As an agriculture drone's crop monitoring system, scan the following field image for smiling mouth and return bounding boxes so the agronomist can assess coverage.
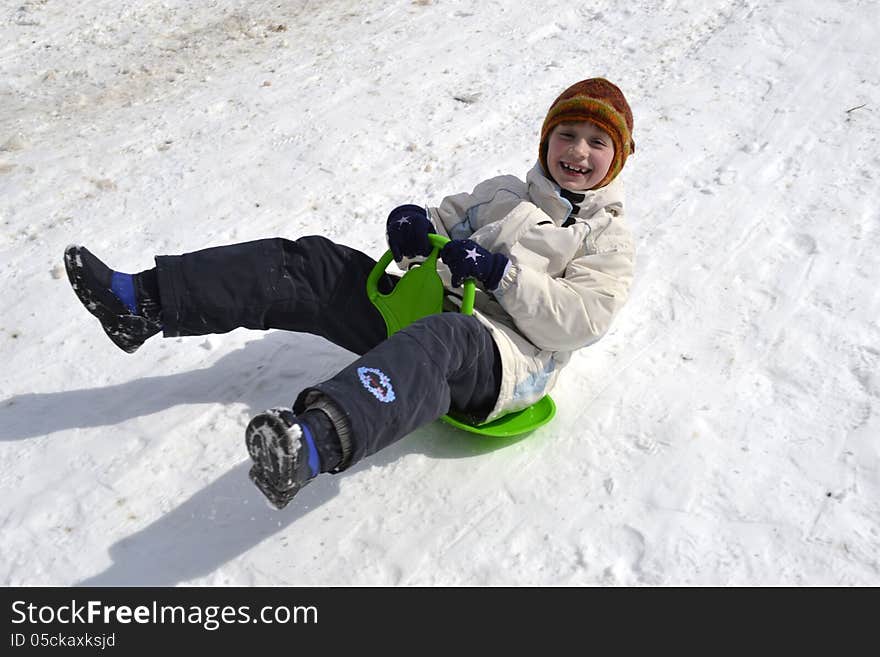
[560,162,590,175]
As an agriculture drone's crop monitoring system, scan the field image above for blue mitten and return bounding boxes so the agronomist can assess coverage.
[386,204,436,261]
[439,239,510,290]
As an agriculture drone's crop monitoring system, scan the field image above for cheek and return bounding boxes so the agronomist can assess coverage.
[595,149,614,173]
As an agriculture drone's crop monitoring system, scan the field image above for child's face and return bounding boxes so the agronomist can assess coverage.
[546,122,614,191]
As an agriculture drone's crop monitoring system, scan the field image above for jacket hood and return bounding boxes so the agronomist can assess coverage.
[526,161,624,224]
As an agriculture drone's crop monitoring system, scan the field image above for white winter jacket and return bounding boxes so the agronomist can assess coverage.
[427,162,635,421]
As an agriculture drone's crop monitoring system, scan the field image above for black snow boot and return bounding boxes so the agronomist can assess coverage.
[64,245,162,353]
[245,408,322,510]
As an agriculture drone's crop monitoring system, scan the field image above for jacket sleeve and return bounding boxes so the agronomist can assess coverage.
[429,176,527,240]
[492,210,636,352]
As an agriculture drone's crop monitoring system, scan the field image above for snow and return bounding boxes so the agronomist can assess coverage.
[1,0,878,586]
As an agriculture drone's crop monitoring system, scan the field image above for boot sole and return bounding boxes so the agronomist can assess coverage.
[245,412,308,510]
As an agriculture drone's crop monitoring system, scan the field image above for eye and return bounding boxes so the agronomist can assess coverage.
[591,139,608,148]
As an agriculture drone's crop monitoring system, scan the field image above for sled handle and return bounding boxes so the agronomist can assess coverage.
[427,234,475,314]
[366,234,476,315]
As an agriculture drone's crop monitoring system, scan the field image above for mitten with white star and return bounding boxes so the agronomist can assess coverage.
[439,239,510,290]
[386,204,436,261]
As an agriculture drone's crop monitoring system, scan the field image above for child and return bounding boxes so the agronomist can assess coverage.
[64,78,636,509]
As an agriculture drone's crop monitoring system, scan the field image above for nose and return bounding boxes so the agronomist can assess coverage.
[568,139,589,159]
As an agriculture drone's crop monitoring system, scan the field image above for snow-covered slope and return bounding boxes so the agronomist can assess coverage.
[1,0,877,585]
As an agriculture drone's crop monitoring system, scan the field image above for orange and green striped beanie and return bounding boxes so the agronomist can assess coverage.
[539,78,635,190]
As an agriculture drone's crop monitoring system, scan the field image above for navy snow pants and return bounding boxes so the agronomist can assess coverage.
[154,236,502,469]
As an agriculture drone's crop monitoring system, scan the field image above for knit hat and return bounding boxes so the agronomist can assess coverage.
[539,78,634,190]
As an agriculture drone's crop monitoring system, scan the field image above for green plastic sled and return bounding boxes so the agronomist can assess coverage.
[366,234,555,437]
